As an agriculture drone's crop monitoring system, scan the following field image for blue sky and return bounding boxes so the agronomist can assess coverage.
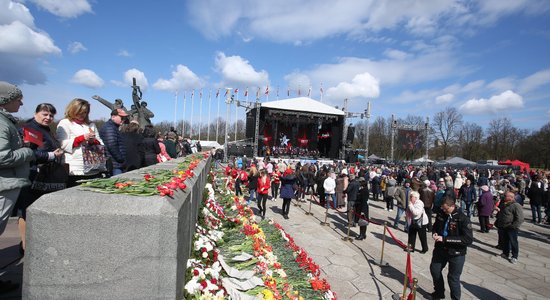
[2,0,550,132]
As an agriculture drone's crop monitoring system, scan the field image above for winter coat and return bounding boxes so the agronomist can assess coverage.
[164,139,177,158]
[477,190,494,217]
[420,187,435,208]
[21,118,60,169]
[248,174,259,190]
[406,199,429,226]
[257,175,271,195]
[323,177,336,194]
[357,185,370,216]
[99,119,126,170]
[56,118,104,176]
[394,186,407,208]
[527,181,545,206]
[0,109,34,192]
[432,207,473,256]
[459,184,476,204]
[142,137,160,166]
[121,132,144,172]
[344,179,360,202]
[495,201,524,229]
[280,174,297,199]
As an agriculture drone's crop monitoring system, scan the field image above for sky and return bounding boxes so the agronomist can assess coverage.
[2,0,550,133]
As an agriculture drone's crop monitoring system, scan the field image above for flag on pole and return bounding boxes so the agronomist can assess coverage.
[224,89,228,96]
[23,127,43,147]
[216,88,220,98]
[244,88,248,97]
[307,86,311,97]
[265,85,269,95]
[234,88,239,94]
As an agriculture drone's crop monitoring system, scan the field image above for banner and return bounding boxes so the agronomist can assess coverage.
[397,129,424,150]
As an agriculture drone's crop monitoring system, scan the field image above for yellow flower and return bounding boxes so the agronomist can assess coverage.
[261,289,274,300]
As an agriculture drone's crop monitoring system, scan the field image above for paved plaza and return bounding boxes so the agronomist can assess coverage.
[1,196,550,299]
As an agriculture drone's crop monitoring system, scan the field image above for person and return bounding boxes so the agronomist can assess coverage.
[393,181,410,231]
[99,108,128,176]
[420,179,435,232]
[156,133,171,162]
[527,175,544,224]
[495,191,524,264]
[385,175,397,211]
[279,167,297,219]
[120,121,144,172]
[164,131,178,159]
[141,126,160,166]
[335,169,348,209]
[356,177,370,240]
[315,169,327,207]
[406,190,429,253]
[271,166,281,200]
[458,179,476,217]
[430,197,473,300]
[257,170,270,219]
[56,98,104,187]
[0,81,34,293]
[247,165,259,205]
[344,174,360,227]
[16,103,64,254]
[477,185,494,232]
[323,171,337,209]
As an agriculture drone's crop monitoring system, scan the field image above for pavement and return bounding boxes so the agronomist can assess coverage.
[2,195,550,299]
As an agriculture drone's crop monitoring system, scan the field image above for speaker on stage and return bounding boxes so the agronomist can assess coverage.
[346,125,355,144]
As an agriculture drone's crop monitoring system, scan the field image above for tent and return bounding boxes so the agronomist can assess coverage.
[498,159,530,172]
[412,156,434,163]
[443,157,476,165]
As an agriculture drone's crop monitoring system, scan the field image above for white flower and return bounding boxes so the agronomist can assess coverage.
[184,278,200,294]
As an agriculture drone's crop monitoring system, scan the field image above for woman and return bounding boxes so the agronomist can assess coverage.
[120,121,144,172]
[0,81,34,292]
[336,169,348,209]
[356,178,370,240]
[142,126,160,166]
[279,166,297,219]
[56,98,104,187]
[323,171,337,209]
[247,165,259,205]
[271,166,281,200]
[477,185,494,233]
[156,133,171,163]
[406,191,429,253]
[257,170,271,218]
[16,103,65,253]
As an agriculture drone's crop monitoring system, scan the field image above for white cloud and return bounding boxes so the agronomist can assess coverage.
[383,49,409,60]
[117,49,131,57]
[435,93,454,104]
[186,0,549,43]
[112,69,149,90]
[0,21,60,56]
[487,77,516,92]
[153,64,203,91]
[519,69,550,93]
[459,90,524,114]
[0,0,35,27]
[214,52,269,87]
[325,72,380,101]
[283,72,311,91]
[30,0,92,18]
[70,69,104,88]
[68,41,86,54]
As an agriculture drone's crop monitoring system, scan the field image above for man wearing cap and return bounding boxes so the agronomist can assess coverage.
[0,81,35,293]
[99,109,128,176]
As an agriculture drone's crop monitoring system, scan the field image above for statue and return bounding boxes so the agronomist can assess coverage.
[131,78,154,129]
[91,95,128,113]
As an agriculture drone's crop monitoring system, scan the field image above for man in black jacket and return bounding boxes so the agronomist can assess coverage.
[527,175,544,224]
[344,174,360,227]
[430,197,473,300]
[99,109,128,176]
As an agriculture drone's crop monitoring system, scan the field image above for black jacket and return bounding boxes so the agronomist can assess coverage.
[344,179,360,202]
[99,119,126,169]
[432,207,473,256]
[527,181,545,206]
[142,137,160,166]
[122,132,144,172]
[21,119,59,166]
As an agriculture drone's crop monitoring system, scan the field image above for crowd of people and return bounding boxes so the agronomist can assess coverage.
[0,82,201,293]
[223,154,547,300]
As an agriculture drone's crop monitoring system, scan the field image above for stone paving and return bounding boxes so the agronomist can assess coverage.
[2,195,550,299]
[257,196,550,300]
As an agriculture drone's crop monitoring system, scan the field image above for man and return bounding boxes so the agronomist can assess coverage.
[99,108,128,176]
[495,191,524,264]
[0,82,35,293]
[344,174,360,227]
[393,180,409,231]
[430,197,473,300]
[420,179,435,232]
[527,175,544,223]
[458,179,476,217]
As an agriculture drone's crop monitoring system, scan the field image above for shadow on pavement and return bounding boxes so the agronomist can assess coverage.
[462,281,507,300]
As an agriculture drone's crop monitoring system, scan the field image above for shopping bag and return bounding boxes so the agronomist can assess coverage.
[82,144,108,174]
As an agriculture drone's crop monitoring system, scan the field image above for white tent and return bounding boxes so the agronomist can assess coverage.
[261,97,345,116]
[443,156,476,165]
[412,156,434,163]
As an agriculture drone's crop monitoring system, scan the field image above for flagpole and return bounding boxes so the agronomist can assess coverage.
[182,91,187,137]
[234,89,238,142]
[265,85,269,102]
[207,90,212,141]
[174,90,178,130]
[216,89,221,143]
[199,89,203,141]
[190,90,195,138]
[320,83,324,103]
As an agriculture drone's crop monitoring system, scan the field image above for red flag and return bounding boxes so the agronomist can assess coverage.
[234,88,239,94]
[244,88,248,97]
[191,89,195,97]
[224,89,229,96]
[216,89,220,97]
[23,127,43,147]
[265,86,269,95]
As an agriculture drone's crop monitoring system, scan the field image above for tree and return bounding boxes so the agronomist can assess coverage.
[432,107,463,160]
[458,122,484,161]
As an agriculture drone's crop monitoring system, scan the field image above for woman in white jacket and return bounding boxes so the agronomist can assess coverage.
[56,98,104,187]
[323,171,337,209]
[406,190,429,253]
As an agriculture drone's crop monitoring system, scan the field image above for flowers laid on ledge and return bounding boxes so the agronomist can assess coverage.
[79,153,208,196]
[184,168,336,300]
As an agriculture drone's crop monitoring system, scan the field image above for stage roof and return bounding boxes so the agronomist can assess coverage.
[261,97,346,116]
